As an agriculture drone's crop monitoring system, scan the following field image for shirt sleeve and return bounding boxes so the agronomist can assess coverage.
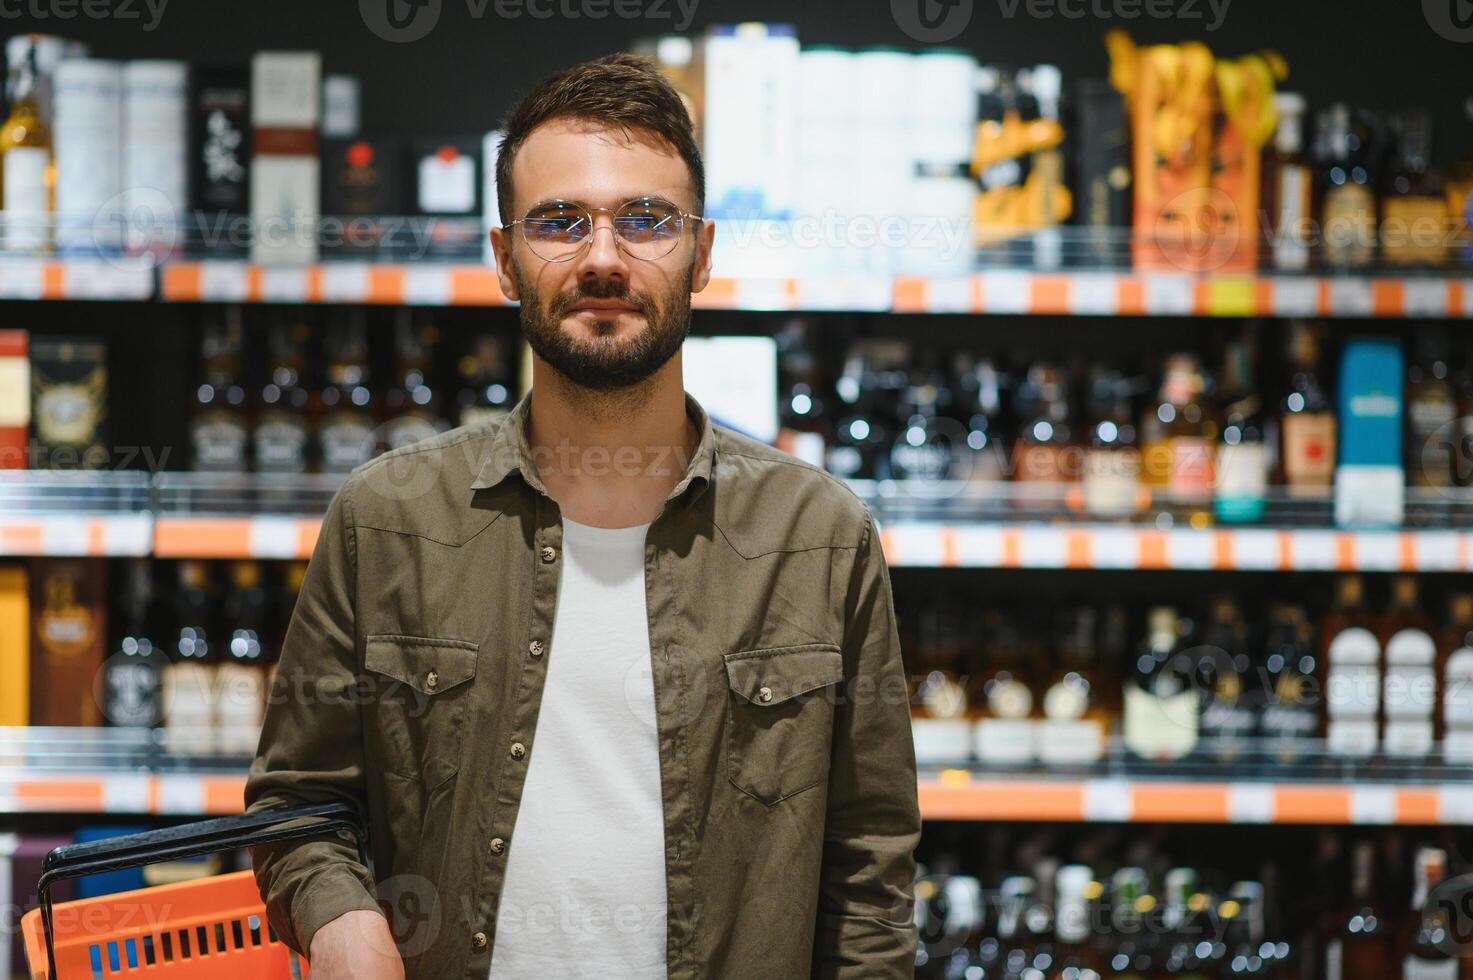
[244,475,383,957]
[812,508,922,978]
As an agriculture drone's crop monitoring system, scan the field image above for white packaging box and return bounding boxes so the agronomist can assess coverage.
[250,51,321,265]
[54,59,123,253]
[482,129,505,266]
[703,23,798,222]
[322,73,359,138]
[122,60,189,256]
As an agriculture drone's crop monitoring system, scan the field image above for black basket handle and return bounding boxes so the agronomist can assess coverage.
[35,802,369,979]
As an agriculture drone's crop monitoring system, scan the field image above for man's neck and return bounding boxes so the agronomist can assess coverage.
[526,357,699,528]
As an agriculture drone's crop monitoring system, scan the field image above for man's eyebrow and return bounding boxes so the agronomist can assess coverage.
[522,194,687,212]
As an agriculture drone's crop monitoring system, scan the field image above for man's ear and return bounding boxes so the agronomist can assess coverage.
[690,217,716,295]
[490,226,521,302]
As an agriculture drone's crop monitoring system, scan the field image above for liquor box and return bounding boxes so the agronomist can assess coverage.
[122,60,189,259]
[53,58,123,253]
[190,64,251,257]
[1071,78,1131,267]
[321,137,402,257]
[413,135,482,260]
[0,565,27,725]
[322,73,360,139]
[0,330,27,468]
[30,336,107,470]
[250,51,321,265]
[1334,338,1405,528]
[28,557,106,726]
[702,23,797,221]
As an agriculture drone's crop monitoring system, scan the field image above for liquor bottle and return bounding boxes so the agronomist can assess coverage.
[1278,321,1336,499]
[254,314,312,475]
[1,36,54,253]
[995,876,1037,977]
[955,352,1008,491]
[909,600,972,766]
[1081,367,1142,520]
[1401,847,1457,979]
[382,309,445,452]
[916,870,986,979]
[1140,354,1217,528]
[774,321,829,469]
[1441,593,1473,761]
[1123,607,1200,761]
[1052,865,1099,978]
[1159,868,1212,980]
[189,65,250,258]
[455,332,514,429]
[1103,867,1153,978]
[1216,327,1268,524]
[28,558,105,725]
[1405,328,1458,496]
[100,559,163,729]
[1264,92,1313,272]
[1317,103,1377,270]
[30,336,108,470]
[1195,595,1258,757]
[318,310,376,474]
[217,560,269,755]
[1013,362,1078,507]
[1038,607,1110,765]
[826,351,879,480]
[1023,856,1060,976]
[1323,840,1395,979]
[190,306,250,472]
[1382,577,1437,758]
[1382,112,1446,268]
[164,560,217,755]
[1259,603,1321,760]
[970,610,1038,765]
[890,361,954,483]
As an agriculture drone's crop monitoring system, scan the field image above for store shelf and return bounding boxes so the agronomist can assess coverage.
[0,472,154,556]
[3,253,1471,317]
[0,257,153,301]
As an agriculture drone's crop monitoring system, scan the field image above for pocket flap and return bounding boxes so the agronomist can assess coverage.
[723,643,844,706]
[365,634,479,695]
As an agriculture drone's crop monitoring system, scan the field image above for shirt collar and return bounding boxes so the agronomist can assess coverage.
[469,387,717,505]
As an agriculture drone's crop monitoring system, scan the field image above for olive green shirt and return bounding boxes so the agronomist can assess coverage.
[245,387,921,979]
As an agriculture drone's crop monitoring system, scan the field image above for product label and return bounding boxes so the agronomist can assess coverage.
[1273,165,1312,270]
[3,147,50,252]
[1326,718,1378,756]
[319,418,375,472]
[419,149,476,213]
[1215,442,1267,521]
[1327,663,1380,717]
[1383,666,1437,719]
[1123,682,1200,760]
[1083,447,1140,517]
[1283,413,1336,491]
[1168,437,1214,499]
[1403,955,1458,980]
[35,381,101,446]
[104,659,161,727]
[192,417,250,470]
[1383,197,1449,265]
[1409,399,1458,488]
[1322,183,1377,267]
[254,417,308,472]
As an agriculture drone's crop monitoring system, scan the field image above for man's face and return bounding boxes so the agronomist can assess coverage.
[490,119,714,391]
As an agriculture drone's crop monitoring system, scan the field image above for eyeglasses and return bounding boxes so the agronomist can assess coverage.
[507,197,703,263]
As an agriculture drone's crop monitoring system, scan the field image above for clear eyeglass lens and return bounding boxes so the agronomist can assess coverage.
[520,200,684,261]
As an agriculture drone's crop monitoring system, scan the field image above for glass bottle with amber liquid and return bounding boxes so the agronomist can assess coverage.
[164,560,218,756]
[1,35,53,253]
[101,559,163,729]
[1323,840,1395,980]
[254,313,312,476]
[1013,363,1077,511]
[1278,321,1336,499]
[318,309,376,474]
[1317,103,1377,270]
[1082,367,1142,520]
[218,560,269,755]
[455,332,514,429]
[1038,607,1112,765]
[190,306,250,472]
[1406,328,1458,509]
[1141,354,1217,528]
[1382,112,1446,268]
[1259,603,1321,761]
[382,309,445,452]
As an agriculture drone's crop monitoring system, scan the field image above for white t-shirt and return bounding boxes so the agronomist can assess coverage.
[487,516,669,979]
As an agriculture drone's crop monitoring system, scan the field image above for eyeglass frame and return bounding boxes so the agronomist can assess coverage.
[504,196,705,263]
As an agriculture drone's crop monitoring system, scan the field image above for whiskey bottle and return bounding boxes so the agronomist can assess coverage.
[164,560,218,756]
[318,310,376,474]
[1123,607,1200,761]
[908,598,971,766]
[190,306,250,472]
[1051,864,1101,977]
[1278,321,1336,499]
[1400,847,1457,979]
[774,321,829,469]
[1259,603,1321,761]
[1382,577,1437,758]
[1,36,54,253]
[1081,367,1142,520]
[382,309,445,452]
[971,609,1039,765]
[1195,595,1258,758]
[1318,104,1377,270]
[1264,92,1313,272]
[455,332,514,429]
[1216,327,1268,524]
[1140,354,1217,528]
[955,352,1008,492]
[100,559,162,729]
[1323,840,1395,980]
[217,560,269,755]
[890,363,955,484]
[1440,593,1473,762]
[254,314,312,475]
[1038,606,1110,765]
[1013,362,1078,509]
[1405,328,1458,497]
[1382,112,1446,268]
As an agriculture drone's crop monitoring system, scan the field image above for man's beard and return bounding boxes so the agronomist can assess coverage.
[515,264,693,391]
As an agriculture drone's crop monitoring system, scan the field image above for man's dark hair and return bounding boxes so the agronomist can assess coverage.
[495,52,704,226]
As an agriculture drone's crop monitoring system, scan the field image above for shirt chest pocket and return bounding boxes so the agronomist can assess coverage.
[722,643,845,806]
[364,634,480,789]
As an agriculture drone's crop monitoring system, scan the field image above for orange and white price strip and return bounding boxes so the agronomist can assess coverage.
[878,523,1473,573]
[0,515,152,557]
[153,516,322,560]
[918,774,1463,826]
[160,261,510,306]
[0,258,151,300]
[0,774,248,815]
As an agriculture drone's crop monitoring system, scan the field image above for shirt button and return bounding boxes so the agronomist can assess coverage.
[540,546,557,563]
[758,686,773,703]
[425,670,439,692]
[489,837,506,854]
[472,931,488,949]
[528,639,544,657]
[510,741,526,760]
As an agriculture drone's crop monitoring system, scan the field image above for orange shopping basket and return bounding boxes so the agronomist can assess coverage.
[19,802,368,979]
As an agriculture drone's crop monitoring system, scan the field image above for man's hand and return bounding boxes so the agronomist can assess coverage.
[307,909,405,980]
